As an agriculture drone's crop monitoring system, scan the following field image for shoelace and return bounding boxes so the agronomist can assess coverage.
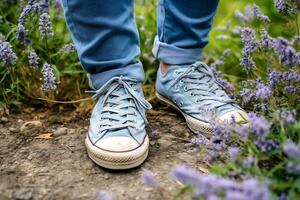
[169,62,237,114]
[87,77,152,134]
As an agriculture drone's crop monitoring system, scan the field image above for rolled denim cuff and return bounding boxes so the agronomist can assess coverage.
[87,61,145,90]
[152,36,203,65]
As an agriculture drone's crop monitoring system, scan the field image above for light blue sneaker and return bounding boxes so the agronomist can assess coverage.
[85,76,152,170]
[156,62,248,135]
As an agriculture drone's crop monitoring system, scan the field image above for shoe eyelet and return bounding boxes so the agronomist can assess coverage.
[184,86,188,91]
[180,80,184,83]
[190,92,194,96]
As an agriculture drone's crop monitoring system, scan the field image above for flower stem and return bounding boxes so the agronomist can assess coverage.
[296,14,300,36]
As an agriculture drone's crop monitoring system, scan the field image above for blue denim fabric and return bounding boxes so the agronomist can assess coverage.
[153,0,219,65]
[61,0,219,89]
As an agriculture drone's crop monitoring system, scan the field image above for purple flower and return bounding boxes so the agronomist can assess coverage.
[39,13,53,38]
[41,62,57,92]
[282,70,300,82]
[255,138,278,152]
[253,5,271,22]
[235,124,250,141]
[243,156,255,168]
[172,165,270,199]
[276,109,296,125]
[60,43,76,53]
[171,165,203,189]
[211,49,231,69]
[148,129,159,138]
[216,77,235,92]
[141,170,159,188]
[191,135,209,146]
[240,88,255,105]
[241,27,258,55]
[244,5,254,20]
[240,55,256,71]
[39,0,49,13]
[235,11,249,23]
[207,149,219,162]
[260,29,274,50]
[274,37,299,68]
[248,113,270,137]
[97,191,114,200]
[18,3,40,27]
[283,140,300,159]
[286,162,300,175]
[239,27,258,71]
[28,50,39,69]
[232,26,242,35]
[17,3,40,43]
[268,69,281,89]
[255,83,272,99]
[279,194,289,200]
[16,24,30,44]
[0,41,18,67]
[228,147,240,162]
[274,0,289,14]
[210,121,231,142]
[280,70,300,95]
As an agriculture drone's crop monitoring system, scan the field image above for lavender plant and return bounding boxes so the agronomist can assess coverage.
[1,0,300,199]
[187,1,300,199]
[41,62,57,92]
[0,0,85,109]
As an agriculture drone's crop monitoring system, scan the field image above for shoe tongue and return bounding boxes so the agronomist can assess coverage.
[106,82,140,109]
[104,84,129,108]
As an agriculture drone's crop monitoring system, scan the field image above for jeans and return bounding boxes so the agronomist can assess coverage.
[61,0,219,89]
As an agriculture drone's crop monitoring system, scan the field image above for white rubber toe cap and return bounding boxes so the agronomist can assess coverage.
[218,110,248,124]
[85,136,149,169]
[94,136,140,152]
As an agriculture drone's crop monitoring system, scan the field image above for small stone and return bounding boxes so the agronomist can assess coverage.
[103,174,110,180]
[17,119,23,123]
[0,116,8,123]
[9,127,19,133]
[53,127,68,136]
[13,188,33,200]
[145,188,153,192]
[20,121,42,132]
[150,141,156,146]
[184,132,190,137]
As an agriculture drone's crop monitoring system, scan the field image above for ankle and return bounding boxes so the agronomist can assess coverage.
[160,62,172,75]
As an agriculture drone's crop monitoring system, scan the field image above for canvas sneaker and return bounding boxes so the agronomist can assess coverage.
[156,62,248,135]
[85,76,152,170]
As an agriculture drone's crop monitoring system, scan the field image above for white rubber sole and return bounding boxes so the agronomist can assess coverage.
[156,92,213,136]
[85,136,149,170]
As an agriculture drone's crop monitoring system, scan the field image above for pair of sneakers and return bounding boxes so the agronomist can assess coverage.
[85,62,248,170]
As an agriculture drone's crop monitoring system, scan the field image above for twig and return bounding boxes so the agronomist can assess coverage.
[36,97,92,104]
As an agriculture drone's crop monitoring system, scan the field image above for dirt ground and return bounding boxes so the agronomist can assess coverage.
[0,104,208,200]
